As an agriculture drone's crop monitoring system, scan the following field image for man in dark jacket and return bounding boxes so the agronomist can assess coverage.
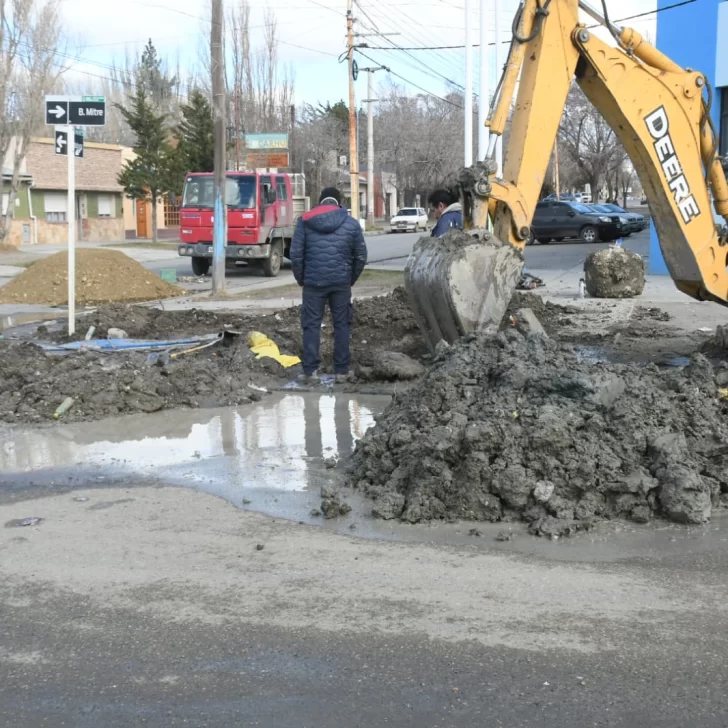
[290,187,368,382]
[428,188,463,237]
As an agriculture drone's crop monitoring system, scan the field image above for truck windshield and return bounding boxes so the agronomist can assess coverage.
[182,176,257,209]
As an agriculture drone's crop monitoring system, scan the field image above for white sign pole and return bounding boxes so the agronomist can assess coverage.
[66,124,76,335]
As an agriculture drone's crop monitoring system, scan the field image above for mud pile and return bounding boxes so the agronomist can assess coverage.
[0,335,288,424]
[0,249,183,305]
[584,247,645,299]
[347,329,728,534]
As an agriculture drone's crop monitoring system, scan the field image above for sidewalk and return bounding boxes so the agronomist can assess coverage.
[528,266,727,333]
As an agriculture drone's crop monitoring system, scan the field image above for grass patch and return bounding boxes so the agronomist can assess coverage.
[103,241,179,250]
[0,244,20,252]
[201,268,403,303]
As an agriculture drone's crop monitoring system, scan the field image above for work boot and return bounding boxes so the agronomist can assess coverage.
[297,370,320,385]
[335,372,354,384]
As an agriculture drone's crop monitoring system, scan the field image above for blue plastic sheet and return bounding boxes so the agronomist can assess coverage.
[41,334,221,353]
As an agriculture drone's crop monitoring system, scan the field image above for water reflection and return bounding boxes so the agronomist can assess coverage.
[0,394,382,493]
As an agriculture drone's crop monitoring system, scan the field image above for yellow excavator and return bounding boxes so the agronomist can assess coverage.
[405,0,728,350]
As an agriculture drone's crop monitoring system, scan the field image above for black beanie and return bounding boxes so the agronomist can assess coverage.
[319,187,342,205]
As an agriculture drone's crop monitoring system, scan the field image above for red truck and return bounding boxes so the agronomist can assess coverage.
[178,171,309,277]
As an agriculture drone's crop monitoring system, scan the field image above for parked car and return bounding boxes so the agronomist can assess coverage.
[528,200,623,244]
[590,203,647,235]
[544,193,577,201]
[389,207,428,233]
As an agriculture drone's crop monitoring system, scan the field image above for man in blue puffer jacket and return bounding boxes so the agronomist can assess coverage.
[290,187,368,382]
[428,188,463,237]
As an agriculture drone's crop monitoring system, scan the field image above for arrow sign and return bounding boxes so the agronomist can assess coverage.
[69,99,106,126]
[55,129,68,156]
[45,98,69,125]
[74,128,84,158]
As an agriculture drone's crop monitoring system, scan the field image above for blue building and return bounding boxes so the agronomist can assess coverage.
[650,0,727,273]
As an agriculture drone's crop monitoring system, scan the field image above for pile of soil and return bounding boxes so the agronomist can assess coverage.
[0,289,585,425]
[346,329,728,535]
[0,335,289,425]
[65,287,428,371]
[584,247,645,299]
[0,249,183,305]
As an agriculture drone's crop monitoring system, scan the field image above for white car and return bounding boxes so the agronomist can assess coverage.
[389,207,429,233]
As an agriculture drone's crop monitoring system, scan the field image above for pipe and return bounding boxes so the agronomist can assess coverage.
[478,0,489,161]
[464,0,474,166]
[27,181,37,245]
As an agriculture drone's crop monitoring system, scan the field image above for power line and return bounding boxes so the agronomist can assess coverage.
[354,0,467,91]
[355,48,463,108]
[361,0,695,50]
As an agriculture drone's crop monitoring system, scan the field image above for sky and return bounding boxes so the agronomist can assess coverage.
[60,0,659,109]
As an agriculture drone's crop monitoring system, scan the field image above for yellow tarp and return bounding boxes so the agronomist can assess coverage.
[247,331,301,368]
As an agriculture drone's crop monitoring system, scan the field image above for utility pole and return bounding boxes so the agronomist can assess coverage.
[211,0,227,293]
[477,0,488,161]
[347,0,359,222]
[464,0,473,167]
[493,0,503,174]
[363,66,386,229]
[66,125,76,334]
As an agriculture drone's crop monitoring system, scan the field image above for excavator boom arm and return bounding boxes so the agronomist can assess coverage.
[487,0,728,305]
[404,0,728,352]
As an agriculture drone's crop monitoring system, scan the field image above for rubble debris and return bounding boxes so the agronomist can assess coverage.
[347,330,728,532]
[468,528,482,537]
[583,247,645,299]
[355,351,425,381]
[52,397,74,419]
[5,517,43,528]
[495,531,513,542]
[513,308,547,337]
[0,249,183,305]
[255,544,265,551]
[320,484,352,519]
[107,328,129,339]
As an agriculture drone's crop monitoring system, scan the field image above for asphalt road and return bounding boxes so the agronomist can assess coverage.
[162,228,651,281]
[3,485,728,728]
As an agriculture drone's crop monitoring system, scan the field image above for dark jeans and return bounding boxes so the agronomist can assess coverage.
[301,285,352,374]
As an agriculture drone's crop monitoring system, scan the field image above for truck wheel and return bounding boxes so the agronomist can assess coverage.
[191,256,210,276]
[262,241,282,277]
[580,225,598,243]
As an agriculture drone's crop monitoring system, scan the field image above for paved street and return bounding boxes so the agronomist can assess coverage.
[2,485,728,728]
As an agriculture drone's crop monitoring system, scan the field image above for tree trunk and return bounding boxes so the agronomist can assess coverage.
[151,194,158,243]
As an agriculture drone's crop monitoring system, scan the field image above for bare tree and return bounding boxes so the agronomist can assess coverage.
[227,0,294,163]
[0,0,65,243]
[559,85,622,199]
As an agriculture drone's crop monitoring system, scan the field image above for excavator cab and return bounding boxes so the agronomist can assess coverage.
[405,0,728,352]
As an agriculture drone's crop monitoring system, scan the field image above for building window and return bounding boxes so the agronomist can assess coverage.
[98,194,113,217]
[164,194,180,227]
[45,192,67,223]
[721,88,728,158]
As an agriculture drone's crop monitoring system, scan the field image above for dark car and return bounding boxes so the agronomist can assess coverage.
[590,203,647,235]
[528,201,623,245]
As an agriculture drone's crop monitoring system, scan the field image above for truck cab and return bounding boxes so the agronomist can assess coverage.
[178,172,299,277]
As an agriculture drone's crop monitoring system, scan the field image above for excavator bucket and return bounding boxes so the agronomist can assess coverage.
[404,229,524,352]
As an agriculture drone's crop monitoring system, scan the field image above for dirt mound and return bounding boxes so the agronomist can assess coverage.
[65,287,427,372]
[0,335,290,425]
[347,330,728,534]
[584,247,645,298]
[0,249,183,305]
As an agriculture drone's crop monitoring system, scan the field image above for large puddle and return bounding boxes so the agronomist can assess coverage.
[3,392,728,562]
[0,392,382,492]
